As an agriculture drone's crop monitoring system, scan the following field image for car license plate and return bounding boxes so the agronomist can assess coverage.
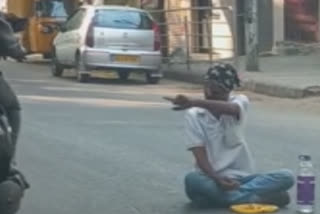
[114,55,140,64]
[92,71,117,79]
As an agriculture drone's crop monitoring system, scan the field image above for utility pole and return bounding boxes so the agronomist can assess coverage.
[245,0,259,71]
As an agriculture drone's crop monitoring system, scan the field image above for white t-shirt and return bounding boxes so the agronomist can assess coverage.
[185,94,255,178]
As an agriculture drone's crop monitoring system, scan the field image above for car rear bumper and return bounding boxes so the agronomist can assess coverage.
[81,47,162,72]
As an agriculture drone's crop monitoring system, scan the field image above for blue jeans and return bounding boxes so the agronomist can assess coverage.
[185,169,295,207]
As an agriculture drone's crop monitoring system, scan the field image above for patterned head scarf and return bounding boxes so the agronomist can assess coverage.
[204,63,240,92]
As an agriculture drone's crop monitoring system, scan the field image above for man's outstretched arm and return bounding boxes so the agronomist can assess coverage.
[191,99,240,118]
[164,95,240,118]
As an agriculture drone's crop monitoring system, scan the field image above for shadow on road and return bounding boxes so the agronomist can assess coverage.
[61,76,148,86]
[24,59,51,66]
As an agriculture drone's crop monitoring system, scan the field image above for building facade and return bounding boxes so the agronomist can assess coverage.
[274,0,319,43]
[160,0,320,59]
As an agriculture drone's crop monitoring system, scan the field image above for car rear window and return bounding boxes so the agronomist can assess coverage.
[94,9,153,30]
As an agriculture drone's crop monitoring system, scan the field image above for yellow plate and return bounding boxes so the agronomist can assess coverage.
[230,204,279,214]
[91,71,117,79]
[113,55,140,64]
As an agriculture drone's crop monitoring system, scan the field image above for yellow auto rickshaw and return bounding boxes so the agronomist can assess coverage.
[7,0,80,58]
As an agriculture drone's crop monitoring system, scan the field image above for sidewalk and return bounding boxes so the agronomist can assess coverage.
[162,53,320,98]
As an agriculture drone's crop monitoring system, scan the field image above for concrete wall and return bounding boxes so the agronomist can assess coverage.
[93,0,104,4]
[163,0,276,59]
[211,0,234,58]
[0,0,6,11]
[258,0,274,52]
[208,0,274,56]
[102,0,139,6]
[165,0,234,58]
[272,0,320,44]
[237,0,274,54]
[165,0,191,56]
[164,0,320,59]
[273,0,284,45]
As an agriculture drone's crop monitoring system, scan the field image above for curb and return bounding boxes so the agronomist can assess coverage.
[241,79,306,99]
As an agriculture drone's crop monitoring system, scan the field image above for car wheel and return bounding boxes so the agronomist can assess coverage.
[51,51,64,77]
[75,54,90,83]
[146,73,160,84]
[118,71,130,81]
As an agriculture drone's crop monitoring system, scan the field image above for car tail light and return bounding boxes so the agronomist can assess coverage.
[152,22,161,51]
[86,22,94,47]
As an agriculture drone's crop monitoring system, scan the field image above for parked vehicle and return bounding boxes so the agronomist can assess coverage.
[52,5,162,84]
[7,0,81,58]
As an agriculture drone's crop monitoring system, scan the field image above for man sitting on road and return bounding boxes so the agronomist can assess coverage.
[165,63,294,208]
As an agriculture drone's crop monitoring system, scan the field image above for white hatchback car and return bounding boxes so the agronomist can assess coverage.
[52,5,162,84]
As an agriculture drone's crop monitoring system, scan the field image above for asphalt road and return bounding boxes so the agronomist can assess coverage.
[1,58,319,214]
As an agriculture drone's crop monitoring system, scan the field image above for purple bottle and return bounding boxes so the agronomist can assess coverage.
[297,155,315,213]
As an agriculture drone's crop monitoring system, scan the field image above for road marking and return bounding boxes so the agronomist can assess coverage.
[19,95,169,108]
